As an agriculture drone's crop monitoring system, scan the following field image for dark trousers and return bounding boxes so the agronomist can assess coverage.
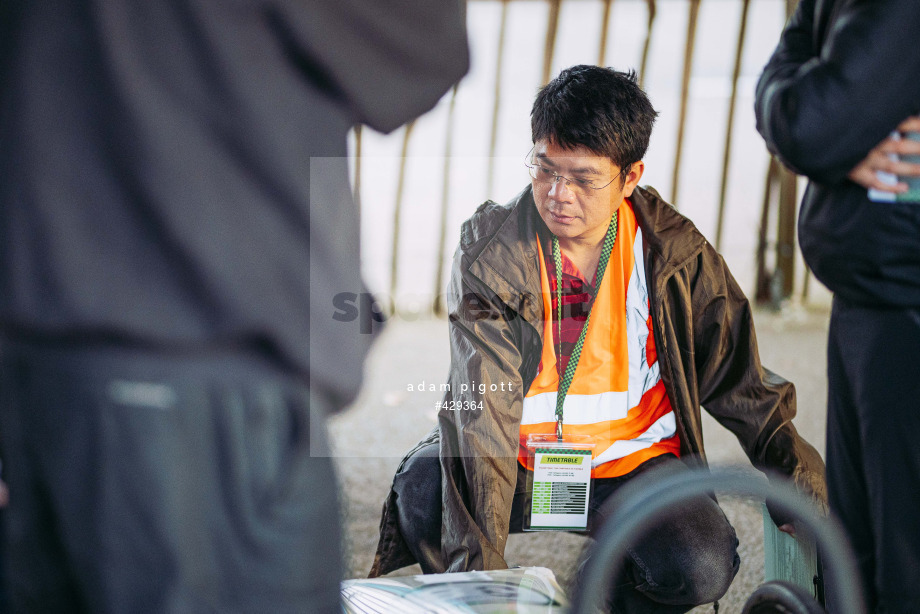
[0,337,342,614]
[394,444,739,614]
[826,298,920,613]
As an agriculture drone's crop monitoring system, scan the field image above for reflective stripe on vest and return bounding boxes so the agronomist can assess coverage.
[520,199,680,478]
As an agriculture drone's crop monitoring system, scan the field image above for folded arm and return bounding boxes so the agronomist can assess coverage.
[756,0,920,184]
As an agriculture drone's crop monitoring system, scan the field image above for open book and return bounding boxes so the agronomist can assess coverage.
[341,567,569,614]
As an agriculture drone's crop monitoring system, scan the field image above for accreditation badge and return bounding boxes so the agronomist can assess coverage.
[523,434,595,532]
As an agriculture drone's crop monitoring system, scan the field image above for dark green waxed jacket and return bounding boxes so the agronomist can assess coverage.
[370,184,826,577]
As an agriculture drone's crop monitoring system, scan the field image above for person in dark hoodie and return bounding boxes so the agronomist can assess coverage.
[0,1,468,611]
[756,1,920,611]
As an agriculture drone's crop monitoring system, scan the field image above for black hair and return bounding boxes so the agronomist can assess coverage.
[531,65,658,170]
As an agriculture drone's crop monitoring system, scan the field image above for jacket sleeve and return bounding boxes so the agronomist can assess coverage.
[436,247,526,572]
[690,243,827,512]
[755,0,920,184]
[265,0,470,133]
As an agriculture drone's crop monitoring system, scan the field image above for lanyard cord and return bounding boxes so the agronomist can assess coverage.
[552,211,619,440]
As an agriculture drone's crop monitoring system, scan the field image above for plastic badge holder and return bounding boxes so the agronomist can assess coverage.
[523,434,596,532]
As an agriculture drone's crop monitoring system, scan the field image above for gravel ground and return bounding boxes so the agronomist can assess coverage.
[330,305,831,613]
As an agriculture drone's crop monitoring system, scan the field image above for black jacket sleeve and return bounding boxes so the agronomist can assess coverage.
[755,0,920,184]
[266,0,470,133]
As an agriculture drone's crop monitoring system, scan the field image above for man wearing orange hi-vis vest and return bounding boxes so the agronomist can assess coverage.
[371,65,827,613]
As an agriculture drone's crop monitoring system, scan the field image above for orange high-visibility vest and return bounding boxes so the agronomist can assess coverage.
[520,198,680,478]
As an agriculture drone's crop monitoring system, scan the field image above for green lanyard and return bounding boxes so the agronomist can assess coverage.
[552,211,618,440]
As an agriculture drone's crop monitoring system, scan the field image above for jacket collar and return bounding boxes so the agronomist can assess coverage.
[466,184,706,328]
[466,187,544,330]
[630,185,707,280]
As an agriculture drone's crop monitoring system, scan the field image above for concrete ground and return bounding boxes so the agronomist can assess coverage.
[329,305,831,613]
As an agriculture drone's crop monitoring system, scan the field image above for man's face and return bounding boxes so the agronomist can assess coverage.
[529,139,644,246]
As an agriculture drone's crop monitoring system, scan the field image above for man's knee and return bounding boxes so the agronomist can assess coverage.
[630,539,738,606]
[629,499,740,606]
[393,442,441,508]
[392,443,442,569]
[664,544,737,604]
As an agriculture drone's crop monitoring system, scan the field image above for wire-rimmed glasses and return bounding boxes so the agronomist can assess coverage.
[525,147,628,194]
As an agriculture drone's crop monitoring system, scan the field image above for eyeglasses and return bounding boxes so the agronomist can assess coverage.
[525,148,628,194]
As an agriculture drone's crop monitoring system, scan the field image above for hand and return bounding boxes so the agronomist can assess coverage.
[848,116,920,192]
[763,427,828,534]
[766,471,826,538]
